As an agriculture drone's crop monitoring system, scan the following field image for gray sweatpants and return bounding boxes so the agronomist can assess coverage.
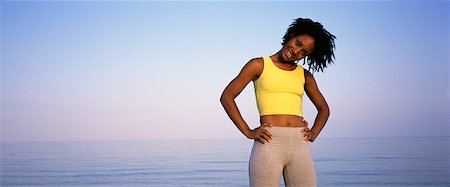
[249,126,317,187]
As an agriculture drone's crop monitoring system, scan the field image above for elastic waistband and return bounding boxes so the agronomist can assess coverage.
[266,126,306,132]
[267,125,305,128]
[264,126,307,142]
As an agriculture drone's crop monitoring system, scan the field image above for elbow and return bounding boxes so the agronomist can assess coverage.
[220,88,238,107]
[219,93,226,105]
[318,104,330,117]
[220,91,231,106]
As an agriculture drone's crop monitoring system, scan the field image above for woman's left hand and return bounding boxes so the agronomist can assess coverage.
[301,119,313,141]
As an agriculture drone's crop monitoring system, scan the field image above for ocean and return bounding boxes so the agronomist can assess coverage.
[1,137,449,187]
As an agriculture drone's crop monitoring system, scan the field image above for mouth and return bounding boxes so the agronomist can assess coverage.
[286,50,295,60]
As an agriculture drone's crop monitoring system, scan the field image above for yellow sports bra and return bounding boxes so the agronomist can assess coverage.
[253,56,305,117]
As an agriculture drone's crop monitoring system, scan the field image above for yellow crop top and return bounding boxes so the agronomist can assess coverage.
[253,56,305,117]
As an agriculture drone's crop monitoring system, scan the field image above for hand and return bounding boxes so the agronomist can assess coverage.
[301,119,313,141]
[250,123,272,144]
[301,127,313,141]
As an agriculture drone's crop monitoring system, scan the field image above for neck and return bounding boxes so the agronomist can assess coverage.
[274,52,297,65]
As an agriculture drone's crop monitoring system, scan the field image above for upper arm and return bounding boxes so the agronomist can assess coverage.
[221,58,263,99]
[304,70,329,110]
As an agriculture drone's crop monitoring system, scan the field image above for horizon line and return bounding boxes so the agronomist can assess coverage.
[1,135,449,143]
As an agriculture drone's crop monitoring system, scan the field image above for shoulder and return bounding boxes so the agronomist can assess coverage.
[303,68,313,78]
[303,68,316,84]
[245,57,264,69]
[239,57,264,81]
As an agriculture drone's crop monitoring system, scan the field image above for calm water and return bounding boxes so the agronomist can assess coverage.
[1,137,449,187]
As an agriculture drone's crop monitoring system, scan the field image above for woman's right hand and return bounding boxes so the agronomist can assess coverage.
[249,123,273,144]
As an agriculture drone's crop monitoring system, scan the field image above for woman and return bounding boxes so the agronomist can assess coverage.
[220,18,336,186]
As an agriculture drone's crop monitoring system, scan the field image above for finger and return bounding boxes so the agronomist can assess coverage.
[303,134,311,140]
[258,137,268,144]
[262,130,272,139]
[302,130,311,138]
[303,134,312,141]
[301,128,310,134]
[303,131,312,137]
[260,133,270,141]
[260,134,270,143]
[253,131,266,143]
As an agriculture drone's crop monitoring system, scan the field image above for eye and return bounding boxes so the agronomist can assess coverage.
[301,51,308,56]
[296,40,302,46]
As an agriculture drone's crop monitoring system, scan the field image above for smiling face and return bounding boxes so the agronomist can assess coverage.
[279,34,315,63]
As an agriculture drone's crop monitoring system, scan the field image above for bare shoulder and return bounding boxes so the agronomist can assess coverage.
[304,69,319,88]
[241,57,264,80]
[303,68,314,79]
[245,57,264,70]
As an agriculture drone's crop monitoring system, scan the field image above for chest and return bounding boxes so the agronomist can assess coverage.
[255,70,305,93]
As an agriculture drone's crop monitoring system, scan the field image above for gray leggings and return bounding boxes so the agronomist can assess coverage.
[249,126,317,187]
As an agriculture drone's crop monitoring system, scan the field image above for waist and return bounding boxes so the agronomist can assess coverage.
[260,115,307,127]
[263,126,308,142]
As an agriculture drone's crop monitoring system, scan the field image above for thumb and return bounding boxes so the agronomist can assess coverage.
[261,122,272,128]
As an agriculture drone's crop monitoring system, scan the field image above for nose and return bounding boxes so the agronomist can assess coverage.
[293,47,304,58]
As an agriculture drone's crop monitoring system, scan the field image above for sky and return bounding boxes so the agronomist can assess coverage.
[1,1,449,142]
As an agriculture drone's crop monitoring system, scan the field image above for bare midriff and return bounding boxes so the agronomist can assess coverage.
[260,115,307,127]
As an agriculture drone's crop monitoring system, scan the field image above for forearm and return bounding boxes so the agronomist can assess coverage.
[220,94,253,138]
[310,105,330,142]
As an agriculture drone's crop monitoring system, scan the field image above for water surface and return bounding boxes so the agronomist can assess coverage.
[1,137,449,186]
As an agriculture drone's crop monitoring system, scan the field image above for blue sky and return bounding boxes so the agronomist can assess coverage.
[2,1,449,142]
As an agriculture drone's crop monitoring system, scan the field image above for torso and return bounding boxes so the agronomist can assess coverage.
[260,115,307,127]
[252,56,308,128]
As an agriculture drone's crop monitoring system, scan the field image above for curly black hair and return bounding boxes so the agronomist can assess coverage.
[282,18,336,72]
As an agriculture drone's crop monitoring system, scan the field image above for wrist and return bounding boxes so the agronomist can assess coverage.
[309,129,318,142]
[242,128,254,139]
